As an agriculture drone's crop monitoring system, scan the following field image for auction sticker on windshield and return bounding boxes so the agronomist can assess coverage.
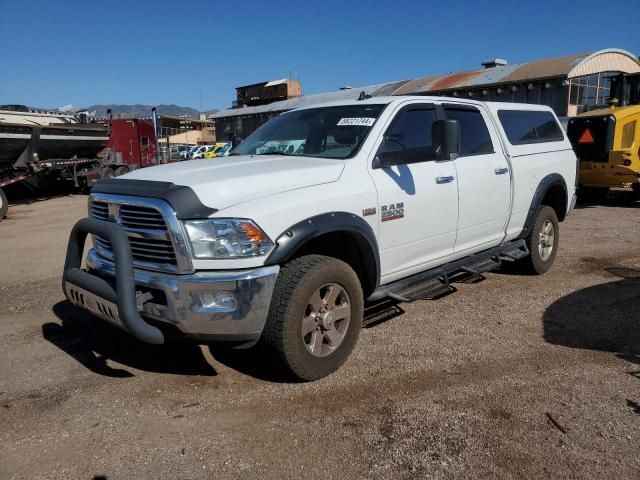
[337,118,376,126]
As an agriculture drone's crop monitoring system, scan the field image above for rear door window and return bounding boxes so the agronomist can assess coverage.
[498,110,564,145]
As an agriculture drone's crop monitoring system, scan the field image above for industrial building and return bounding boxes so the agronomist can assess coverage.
[233,79,301,108]
[212,48,640,141]
[138,114,216,145]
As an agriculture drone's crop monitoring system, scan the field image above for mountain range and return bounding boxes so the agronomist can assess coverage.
[71,104,218,118]
[83,104,198,118]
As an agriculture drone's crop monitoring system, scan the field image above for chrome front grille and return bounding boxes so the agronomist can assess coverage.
[89,194,193,274]
[119,205,166,230]
[91,201,108,221]
[93,236,177,265]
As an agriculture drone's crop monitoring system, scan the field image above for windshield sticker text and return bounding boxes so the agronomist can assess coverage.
[337,118,376,127]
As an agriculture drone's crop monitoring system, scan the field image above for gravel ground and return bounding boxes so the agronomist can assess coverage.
[1,192,639,479]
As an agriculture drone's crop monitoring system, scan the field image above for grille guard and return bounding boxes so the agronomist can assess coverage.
[62,217,164,344]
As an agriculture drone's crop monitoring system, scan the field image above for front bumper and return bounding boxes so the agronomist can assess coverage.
[62,218,279,346]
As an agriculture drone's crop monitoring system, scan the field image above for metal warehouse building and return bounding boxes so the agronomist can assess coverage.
[212,48,640,141]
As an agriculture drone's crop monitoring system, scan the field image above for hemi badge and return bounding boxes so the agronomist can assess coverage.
[362,207,377,217]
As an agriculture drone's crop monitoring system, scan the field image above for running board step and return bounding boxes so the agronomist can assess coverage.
[500,244,529,260]
[368,239,528,304]
[458,257,502,283]
[388,276,457,302]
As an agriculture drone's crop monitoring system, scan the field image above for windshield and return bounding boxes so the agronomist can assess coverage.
[233,104,386,159]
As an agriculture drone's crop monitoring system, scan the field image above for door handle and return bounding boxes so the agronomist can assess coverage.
[435,175,455,184]
[495,167,509,175]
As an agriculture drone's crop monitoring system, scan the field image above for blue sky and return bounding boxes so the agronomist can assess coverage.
[1,0,638,111]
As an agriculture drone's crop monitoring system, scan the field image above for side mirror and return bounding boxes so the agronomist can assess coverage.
[372,150,401,169]
[432,119,460,161]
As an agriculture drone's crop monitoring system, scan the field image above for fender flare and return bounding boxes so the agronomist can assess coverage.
[518,173,568,239]
[264,212,380,293]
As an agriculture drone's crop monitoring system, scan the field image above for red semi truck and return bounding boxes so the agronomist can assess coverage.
[84,118,159,184]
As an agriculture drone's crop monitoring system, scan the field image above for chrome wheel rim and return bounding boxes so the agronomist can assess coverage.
[302,283,351,358]
[538,220,555,261]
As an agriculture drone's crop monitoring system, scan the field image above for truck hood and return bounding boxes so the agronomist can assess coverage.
[122,155,345,210]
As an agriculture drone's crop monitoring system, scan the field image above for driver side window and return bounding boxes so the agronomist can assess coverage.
[378,108,439,163]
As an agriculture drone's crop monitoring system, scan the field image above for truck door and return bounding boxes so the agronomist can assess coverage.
[444,104,511,252]
[369,103,459,283]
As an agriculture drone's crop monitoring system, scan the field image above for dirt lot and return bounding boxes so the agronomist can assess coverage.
[1,193,639,480]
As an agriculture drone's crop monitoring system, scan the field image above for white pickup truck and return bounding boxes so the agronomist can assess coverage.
[62,95,577,380]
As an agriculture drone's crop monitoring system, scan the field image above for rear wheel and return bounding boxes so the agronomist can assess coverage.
[0,188,8,219]
[518,205,559,274]
[632,183,640,200]
[261,255,364,381]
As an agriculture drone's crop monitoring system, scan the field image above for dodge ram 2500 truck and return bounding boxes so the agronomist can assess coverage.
[62,95,577,380]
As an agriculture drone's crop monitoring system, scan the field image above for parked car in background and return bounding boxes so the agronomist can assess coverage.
[171,145,190,160]
[191,145,216,159]
[180,145,199,160]
[203,143,232,158]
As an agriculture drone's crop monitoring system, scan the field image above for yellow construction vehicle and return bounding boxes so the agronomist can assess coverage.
[567,72,640,199]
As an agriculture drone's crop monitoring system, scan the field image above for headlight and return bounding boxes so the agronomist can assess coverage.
[184,218,274,259]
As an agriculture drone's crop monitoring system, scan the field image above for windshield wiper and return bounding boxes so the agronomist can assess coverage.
[254,151,292,156]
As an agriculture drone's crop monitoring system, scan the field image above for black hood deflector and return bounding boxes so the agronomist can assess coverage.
[92,179,217,219]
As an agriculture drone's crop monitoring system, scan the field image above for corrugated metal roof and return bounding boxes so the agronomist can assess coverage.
[211,81,399,119]
[212,49,640,119]
[392,49,639,94]
[393,53,591,94]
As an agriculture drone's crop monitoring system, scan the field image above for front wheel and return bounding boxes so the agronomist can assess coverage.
[261,255,364,381]
[519,205,559,274]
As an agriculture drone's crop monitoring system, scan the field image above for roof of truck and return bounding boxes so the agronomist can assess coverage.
[287,95,558,113]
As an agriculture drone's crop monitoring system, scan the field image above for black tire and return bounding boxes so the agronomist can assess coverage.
[114,166,129,177]
[518,205,559,275]
[101,167,115,179]
[0,188,8,219]
[261,255,364,381]
[632,183,640,200]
